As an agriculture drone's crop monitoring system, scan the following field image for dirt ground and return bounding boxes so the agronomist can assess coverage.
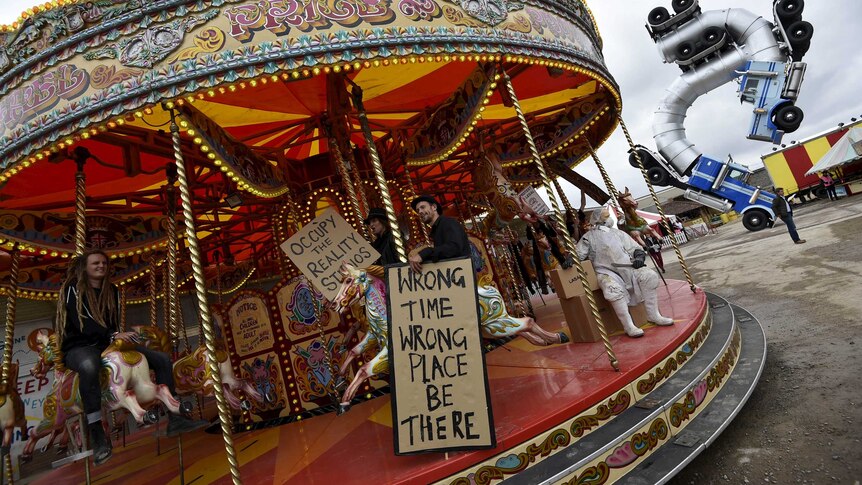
[661,196,862,485]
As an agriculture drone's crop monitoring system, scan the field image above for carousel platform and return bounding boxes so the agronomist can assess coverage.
[25,280,765,485]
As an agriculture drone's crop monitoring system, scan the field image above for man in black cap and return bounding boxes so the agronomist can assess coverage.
[409,195,470,272]
[365,207,399,266]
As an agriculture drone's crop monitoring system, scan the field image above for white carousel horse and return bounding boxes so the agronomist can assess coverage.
[331,262,567,413]
[131,325,267,410]
[0,363,27,463]
[22,328,180,461]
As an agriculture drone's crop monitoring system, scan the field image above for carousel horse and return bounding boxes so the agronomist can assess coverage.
[618,187,662,247]
[21,328,180,461]
[0,363,27,461]
[331,262,567,413]
[130,325,267,410]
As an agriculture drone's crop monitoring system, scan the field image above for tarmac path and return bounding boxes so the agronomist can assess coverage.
[665,196,862,484]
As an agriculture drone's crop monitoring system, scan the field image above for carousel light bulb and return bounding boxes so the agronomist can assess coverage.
[187,129,195,136]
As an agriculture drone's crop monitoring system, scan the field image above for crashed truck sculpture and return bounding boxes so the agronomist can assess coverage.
[630,0,812,231]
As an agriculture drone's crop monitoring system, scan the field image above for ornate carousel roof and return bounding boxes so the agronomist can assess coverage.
[0,0,621,299]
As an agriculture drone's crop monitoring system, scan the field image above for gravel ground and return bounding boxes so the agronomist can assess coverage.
[662,196,862,485]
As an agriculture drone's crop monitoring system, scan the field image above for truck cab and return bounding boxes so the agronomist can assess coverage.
[629,145,776,231]
[738,60,807,143]
[688,155,776,231]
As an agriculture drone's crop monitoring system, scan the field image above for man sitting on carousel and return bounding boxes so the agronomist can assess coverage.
[575,206,674,338]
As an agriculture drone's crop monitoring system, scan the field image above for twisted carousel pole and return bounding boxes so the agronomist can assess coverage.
[1,250,19,388]
[119,286,127,332]
[618,116,696,292]
[72,149,89,256]
[350,84,406,263]
[501,72,574,254]
[1,249,19,482]
[165,166,180,353]
[403,167,430,245]
[585,141,622,214]
[324,120,368,238]
[553,178,573,213]
[168,109,241,485]
[149,261,159,328]
[502,71,618,370]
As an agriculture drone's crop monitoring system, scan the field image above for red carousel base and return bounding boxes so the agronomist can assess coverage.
[28,280,706,485]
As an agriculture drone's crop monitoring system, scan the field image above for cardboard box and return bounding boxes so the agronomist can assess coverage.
[559,288,648,343]
[549,261,598,299]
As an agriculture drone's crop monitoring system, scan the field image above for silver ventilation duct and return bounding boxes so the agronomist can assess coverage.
[653,9,786,174]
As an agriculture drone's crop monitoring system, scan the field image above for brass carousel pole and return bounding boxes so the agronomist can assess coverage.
[501,72,573,253]
[168,109,241,485]
[403,167,430,245]
[165,166,180,353]
[502,71,618,371]
[585,141,621,214]
[1,249,19,482]
[349,84,406,263]
[149,261,159,328]
[119,286,127,332]
[72,153,88,256]
[324,120,368,238]
[553,178,573,213]
[339,139,369,221]
[617,117,696,292]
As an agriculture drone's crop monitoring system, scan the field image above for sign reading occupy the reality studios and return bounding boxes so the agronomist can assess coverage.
[280,208,380,300]
[387,257,495,454]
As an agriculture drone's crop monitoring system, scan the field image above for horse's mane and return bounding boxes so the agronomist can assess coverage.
[47,333,66,373]
[363,265,385,280]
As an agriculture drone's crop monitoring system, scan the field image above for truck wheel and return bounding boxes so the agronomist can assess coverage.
[742,210,769,231]
[702,26,725,46]
[648,7,670,27]
[676,41,696,61]
[671,0,694,14]
[773,104,804,132]
[786,20,814,44]
[647,166,671,186]
[776,0,804,22]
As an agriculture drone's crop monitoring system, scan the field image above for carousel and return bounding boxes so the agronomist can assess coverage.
[0,0,766,484]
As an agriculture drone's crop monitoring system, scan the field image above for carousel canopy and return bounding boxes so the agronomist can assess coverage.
[0,0,621,300]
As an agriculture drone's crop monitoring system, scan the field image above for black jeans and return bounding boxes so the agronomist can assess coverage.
[64,344,177,415]
[64,345,103,415]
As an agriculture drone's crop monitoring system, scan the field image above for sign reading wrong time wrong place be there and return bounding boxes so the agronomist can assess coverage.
[387,257,495,454]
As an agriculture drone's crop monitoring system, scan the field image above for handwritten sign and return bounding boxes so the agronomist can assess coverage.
[387,258,495,454]
[280,208,380,300]
[518,185,550,216]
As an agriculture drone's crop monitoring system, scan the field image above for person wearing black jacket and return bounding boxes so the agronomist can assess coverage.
[56,250,208,465]
[409,195,470,272]
[771,188,806,244]
[364,207,399,266]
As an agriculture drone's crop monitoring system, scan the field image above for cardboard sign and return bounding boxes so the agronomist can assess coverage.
[387,258,496,454]
[280,208,380,300]
[518,185,550,216]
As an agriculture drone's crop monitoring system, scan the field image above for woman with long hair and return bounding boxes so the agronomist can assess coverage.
[56,249,207,465]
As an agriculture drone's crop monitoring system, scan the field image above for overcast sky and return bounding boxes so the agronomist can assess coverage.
[2,0,860,203]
